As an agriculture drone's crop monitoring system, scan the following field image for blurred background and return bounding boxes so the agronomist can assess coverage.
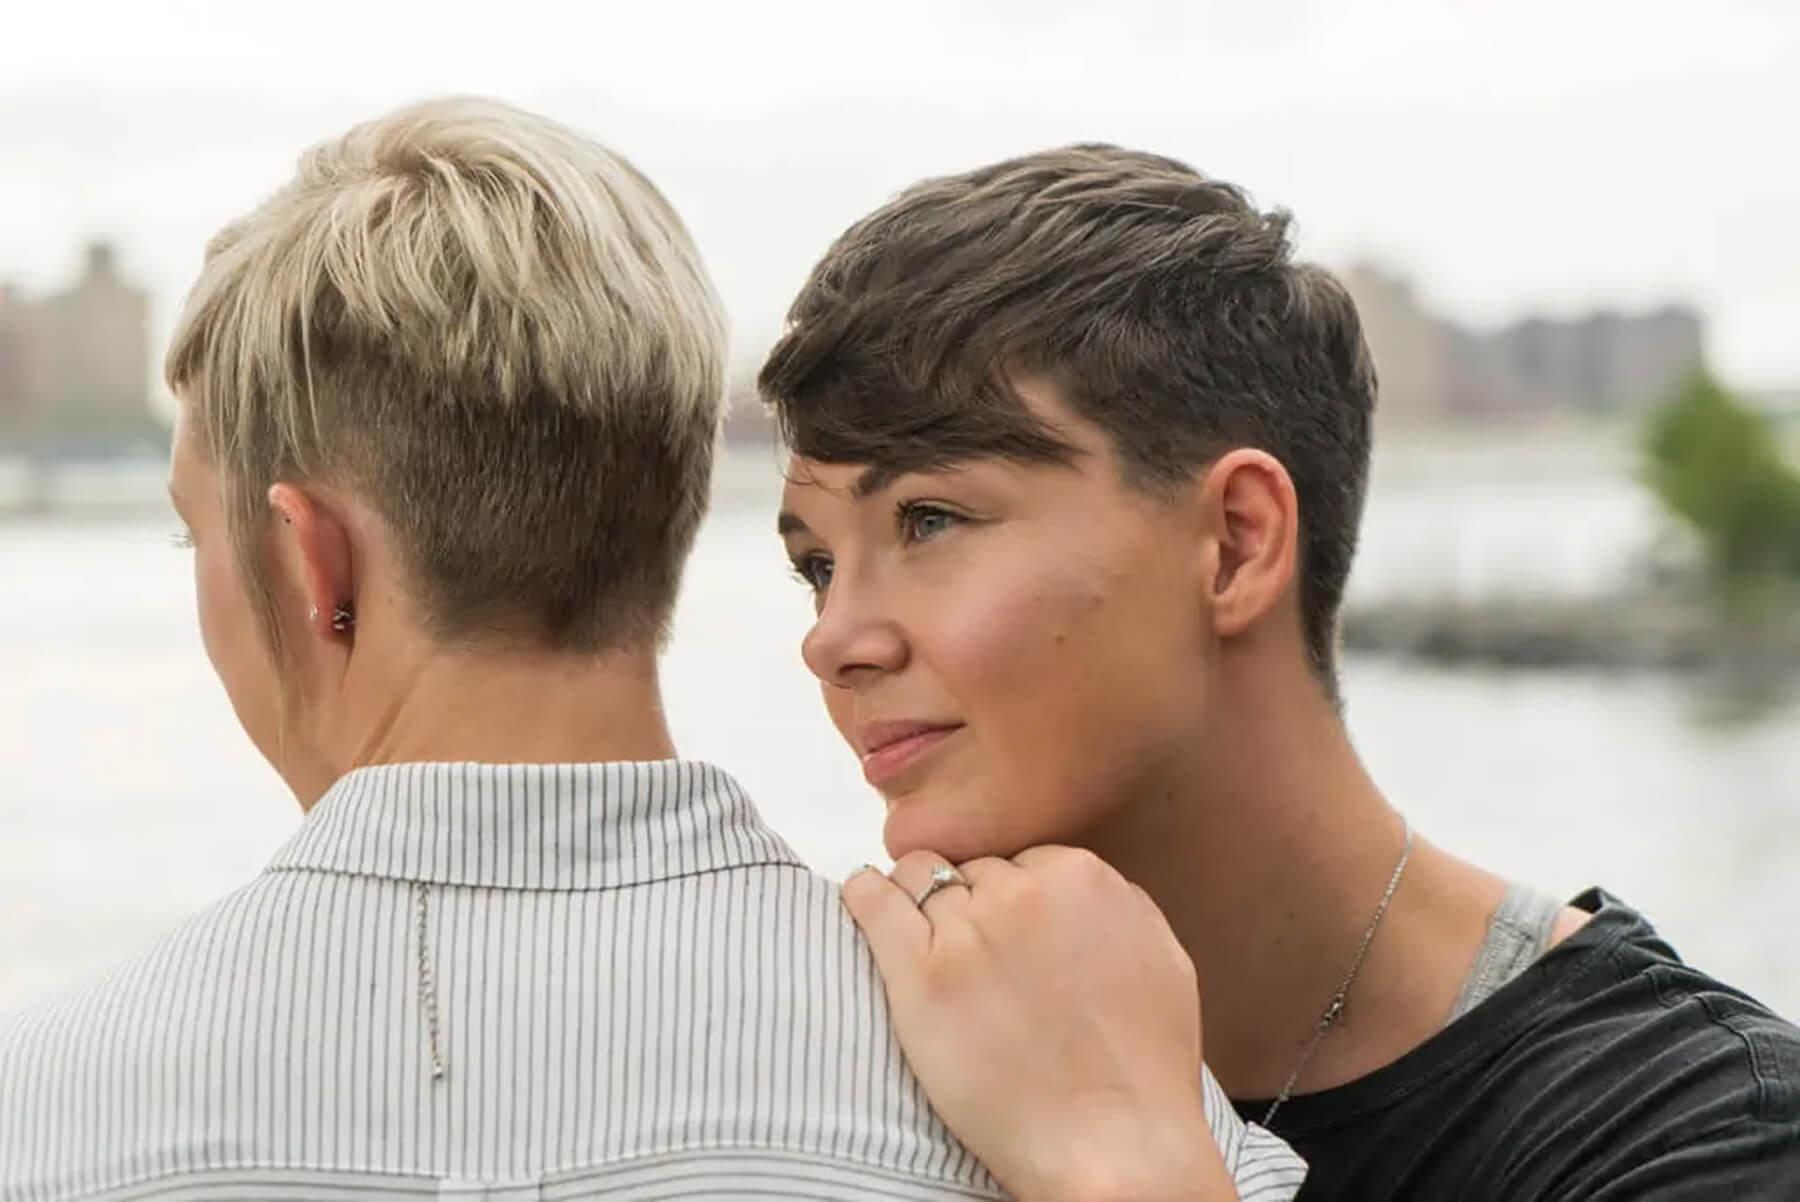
[3,0,1797,1018]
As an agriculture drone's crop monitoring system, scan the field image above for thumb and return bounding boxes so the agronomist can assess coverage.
[841,865,931,1005]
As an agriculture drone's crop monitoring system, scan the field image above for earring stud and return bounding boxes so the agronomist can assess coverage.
[330,602,355,633]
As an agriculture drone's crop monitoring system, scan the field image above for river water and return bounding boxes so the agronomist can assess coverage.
[2,440,1796,1020]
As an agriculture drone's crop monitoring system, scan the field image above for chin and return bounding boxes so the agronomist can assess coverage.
[880,784,1036,865]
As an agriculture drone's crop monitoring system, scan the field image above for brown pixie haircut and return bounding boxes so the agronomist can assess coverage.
[758,144,1377,695]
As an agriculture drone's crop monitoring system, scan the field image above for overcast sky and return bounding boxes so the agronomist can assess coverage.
[3,0,1796,389]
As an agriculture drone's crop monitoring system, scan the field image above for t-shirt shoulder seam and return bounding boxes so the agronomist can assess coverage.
[1683,980,1800,1123]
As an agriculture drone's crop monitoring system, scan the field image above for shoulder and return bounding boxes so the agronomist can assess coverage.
[1,873,281,1055]
[0,873,306,1182]
[611,860,1005,1189]
[1540,892,1800,1124]
[1469,892,1800,1192]
[1279,890,1800,1199]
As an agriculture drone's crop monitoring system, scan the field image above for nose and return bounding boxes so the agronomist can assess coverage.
[800,572,908,690]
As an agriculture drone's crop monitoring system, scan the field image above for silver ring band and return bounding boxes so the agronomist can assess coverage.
[913,863,968,910]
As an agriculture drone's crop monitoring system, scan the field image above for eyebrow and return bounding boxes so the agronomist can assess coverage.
[850,464,903,499]
[774,463,911,540]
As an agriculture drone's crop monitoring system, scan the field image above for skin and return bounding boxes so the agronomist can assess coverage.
[851,848,1238,1202]
[166,405,678,807]
[780,408,1222,867]
[779,373,1588,1192]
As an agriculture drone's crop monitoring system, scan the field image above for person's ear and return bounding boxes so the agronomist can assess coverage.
[265,482,356,637]
[1198,448,1300,639]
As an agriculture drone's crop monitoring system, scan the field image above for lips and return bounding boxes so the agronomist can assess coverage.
[857,719,963,790]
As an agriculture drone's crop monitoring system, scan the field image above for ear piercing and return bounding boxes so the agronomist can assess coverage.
[307,602,356,632]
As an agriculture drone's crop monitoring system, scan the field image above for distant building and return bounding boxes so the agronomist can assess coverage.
[0,241,164,455]
[0,284,44,430]
[1488,306,1705,415]
[1341,263,1706,427]
[722,265,1706,441]
[1338,266,1465,424]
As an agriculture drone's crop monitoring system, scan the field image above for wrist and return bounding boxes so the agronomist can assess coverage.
[1033,1107,1234,1202]
[1054,1158,1236,1202]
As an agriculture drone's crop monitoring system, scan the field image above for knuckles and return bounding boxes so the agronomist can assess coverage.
[892,848,950,883]
[969,846,1116,932]
[1017,845,1122,902]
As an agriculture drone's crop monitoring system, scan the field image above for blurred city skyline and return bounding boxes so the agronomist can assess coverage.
[0,237,1743,459]
[2,0,1797,399]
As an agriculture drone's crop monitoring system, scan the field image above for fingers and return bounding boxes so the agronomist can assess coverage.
[887,849,973,921]
[1128,880,1161,917]
[845,845,1169,996]
[1010,843,1104,875]
[841,865,930,999]
[1011,845,1142,905]
[1007,846,1185,955]
[952,856,1015,888]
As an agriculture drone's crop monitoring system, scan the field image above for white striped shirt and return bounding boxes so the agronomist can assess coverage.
[0,761,1305,1200]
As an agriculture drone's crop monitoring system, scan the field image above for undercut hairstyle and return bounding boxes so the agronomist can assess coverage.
[759,144,1377,695]
[167,96,727,659]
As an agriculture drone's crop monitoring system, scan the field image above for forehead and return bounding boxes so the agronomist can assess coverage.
[776,372,1113,492]
[780,457,898,501]
[777,458,882,536]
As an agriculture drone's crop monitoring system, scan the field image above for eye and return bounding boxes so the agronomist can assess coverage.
[896,501,964,544]
[169,529,194,550]
[789,552,833,594]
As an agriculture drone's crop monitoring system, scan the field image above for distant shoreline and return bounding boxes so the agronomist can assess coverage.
[10,435,1794,680]
[1342,591,1800,674]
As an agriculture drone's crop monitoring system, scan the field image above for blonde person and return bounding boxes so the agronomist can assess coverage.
[0,101,1300,1201]
[762,144,1800,1200]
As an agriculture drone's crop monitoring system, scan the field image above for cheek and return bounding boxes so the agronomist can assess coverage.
[194,544,280,758]
[193,544,231,664]
[894,553,1191,855]
[931,552,1145,712]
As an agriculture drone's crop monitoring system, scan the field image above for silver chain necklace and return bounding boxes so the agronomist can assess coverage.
[1262,816,1413,1127]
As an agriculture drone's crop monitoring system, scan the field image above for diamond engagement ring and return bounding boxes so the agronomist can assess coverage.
[912,863,968,909]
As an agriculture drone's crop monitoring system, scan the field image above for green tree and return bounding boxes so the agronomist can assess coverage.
[1641,369,1800,603]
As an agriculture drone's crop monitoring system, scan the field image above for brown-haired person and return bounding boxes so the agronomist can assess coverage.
[764,144,1800,1200]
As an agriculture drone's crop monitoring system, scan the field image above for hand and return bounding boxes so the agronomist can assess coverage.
[843,846,1238,1202]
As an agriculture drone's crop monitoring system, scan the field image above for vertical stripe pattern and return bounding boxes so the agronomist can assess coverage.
[0,761,1304,1200]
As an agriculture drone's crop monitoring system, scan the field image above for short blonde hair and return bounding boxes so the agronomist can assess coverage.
[168,96,727,657]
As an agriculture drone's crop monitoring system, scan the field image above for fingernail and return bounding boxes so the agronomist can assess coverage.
[844,864,879,884]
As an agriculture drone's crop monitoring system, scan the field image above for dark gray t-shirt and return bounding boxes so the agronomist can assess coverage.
[1235,889,1800,1200]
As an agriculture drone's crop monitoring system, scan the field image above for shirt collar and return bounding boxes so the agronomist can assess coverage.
[267,760,804,890]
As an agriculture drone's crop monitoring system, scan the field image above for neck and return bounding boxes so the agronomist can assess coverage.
[1083,656,1505,1102]
[292,639,678,807]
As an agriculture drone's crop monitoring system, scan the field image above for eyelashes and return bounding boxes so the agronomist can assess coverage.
[894,499,962,544]
[787,498,972,597]
[789,554,832,592]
